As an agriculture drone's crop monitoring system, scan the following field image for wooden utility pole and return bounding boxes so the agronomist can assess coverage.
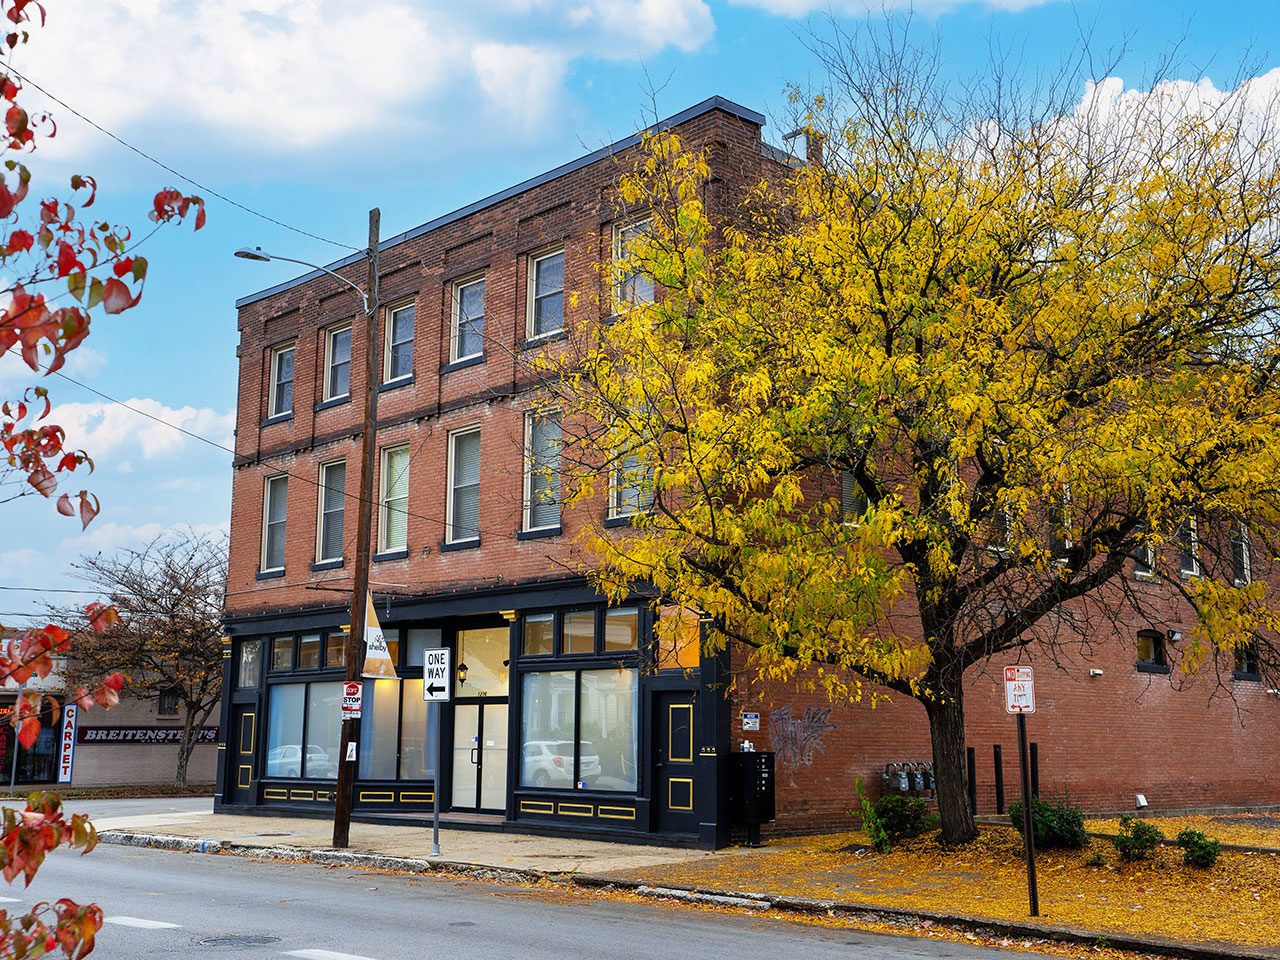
[333,208,381,849]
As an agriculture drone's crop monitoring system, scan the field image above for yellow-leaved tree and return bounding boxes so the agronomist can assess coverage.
[550,32,1280,845]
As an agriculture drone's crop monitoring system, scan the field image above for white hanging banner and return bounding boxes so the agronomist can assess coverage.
[57,704,77,783]
[362,590,398,679]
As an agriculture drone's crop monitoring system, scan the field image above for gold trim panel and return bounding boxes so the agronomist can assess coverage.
[399,791,434,802]
[668,777,694,811]
[290,790,315,801]
[239,713,255,754]
[262,788,288,800]
[668,704,693,762]
[237,765,252,788]
[557,802,594,817]
[598,806,636,820]
[519,800,555,814]
[358,791,395,802]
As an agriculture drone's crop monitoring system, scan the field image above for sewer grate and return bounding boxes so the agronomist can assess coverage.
[197,936,282,947]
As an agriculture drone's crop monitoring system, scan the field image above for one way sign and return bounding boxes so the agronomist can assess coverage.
[422,648,452,702]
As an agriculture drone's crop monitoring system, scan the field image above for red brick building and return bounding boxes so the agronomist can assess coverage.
[218,97,1280,847]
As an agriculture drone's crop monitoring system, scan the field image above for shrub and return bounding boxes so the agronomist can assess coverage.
[1176,829,1221,868]
[854,778,891,853]
[1008,797,1089,849]
[1111,816,1164,862]
[872,794,932,843]
[1084,852,1106,867]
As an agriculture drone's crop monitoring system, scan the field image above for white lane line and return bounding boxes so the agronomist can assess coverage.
[0,897,19,903]
[103,916,181,929]
[284,951,381,960]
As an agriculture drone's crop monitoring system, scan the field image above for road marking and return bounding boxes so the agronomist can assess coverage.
[104,916,181,929]
[284,951,381,960]
[0,897,19,903]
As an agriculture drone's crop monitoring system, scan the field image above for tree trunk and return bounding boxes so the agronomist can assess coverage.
[924,679,978,845]
[175,709,195,788]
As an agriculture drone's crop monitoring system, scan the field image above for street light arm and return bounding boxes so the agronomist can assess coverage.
[233,246,370,315]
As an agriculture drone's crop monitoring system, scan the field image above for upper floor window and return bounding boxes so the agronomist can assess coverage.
[528,248,564,339]
[524,410,561,531]
[236,640,262,688]
[380,445,410,553]
[1177,517,1198,578]
[1234,641,1260,677]
[841,471,868,524]
[324,325,351,401]
[1132,536,1155,579]
[447,427,481,544]
[610,445,651,520]
[452,275,485,362]
[269,343,295,418]
[261,475,288,572]
[385,303,414,382]
[317,460,346,563]
[1232,523,1251,585]
[1136,629,1169,673]
[613,219,654,310]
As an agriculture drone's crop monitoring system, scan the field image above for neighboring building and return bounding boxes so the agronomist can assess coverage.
[0,630,217,788]
[219,97,1280,847]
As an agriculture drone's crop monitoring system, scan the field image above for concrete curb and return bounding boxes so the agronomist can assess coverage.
[98,830,1276,960]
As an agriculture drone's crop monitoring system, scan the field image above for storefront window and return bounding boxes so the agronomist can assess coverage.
[400,681,438,780]
[405,628,442,669]
[523,614,553,656]
[564,611,595,654]
[265,684,305,776]
[325,633,345,668]
[237,640,262,688]
[298,634,321,670]
[658,605,700,671]
[305,682,341,779]
[358,679,400,780]
[456,626,509,697]
[580,669,638,791]
[271,636,293,671]
[520,671,576,788]
[604,609,638,652]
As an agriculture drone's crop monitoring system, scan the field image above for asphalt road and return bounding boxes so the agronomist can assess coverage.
[8,839,1055,960]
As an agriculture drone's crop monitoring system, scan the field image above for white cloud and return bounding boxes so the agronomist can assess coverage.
[48,398,234,461]
[59,520,229,555]
[0,346,107,400]
[472,44,569,135]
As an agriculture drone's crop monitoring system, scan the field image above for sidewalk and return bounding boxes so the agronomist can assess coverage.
[95,808,1280,960]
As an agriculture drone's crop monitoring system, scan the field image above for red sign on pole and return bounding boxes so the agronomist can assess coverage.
[1004,666,1035,714]
[341,681,363,720]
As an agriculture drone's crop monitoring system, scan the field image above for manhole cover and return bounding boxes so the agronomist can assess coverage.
[197,936,282,947]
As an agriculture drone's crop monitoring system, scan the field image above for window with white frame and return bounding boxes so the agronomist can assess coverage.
[527,249,564,339]
[1232,522,1251,585]
[610,444,651,520]
[268,343,295,418]
[1132,532,1155,579]
[613,219,654,310]
[262,475,288,571]
[316,460,345,562]
[447,428,481,543]
[841,471,868,524]
[380,445,410,552]
[324,324,351,401]
[385,303,414,382]
[524,411,561,531]
[451,275,485,362]
[1177,517,1199,577]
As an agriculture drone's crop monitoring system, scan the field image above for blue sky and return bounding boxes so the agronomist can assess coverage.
[1,0,1277,622]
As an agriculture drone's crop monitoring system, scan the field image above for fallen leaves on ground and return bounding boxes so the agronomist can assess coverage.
[597,826,1279,950]
[1087,813,1280,851]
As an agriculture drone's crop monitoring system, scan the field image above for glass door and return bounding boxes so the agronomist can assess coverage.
[449,625,510,813]
[451,705,480,808]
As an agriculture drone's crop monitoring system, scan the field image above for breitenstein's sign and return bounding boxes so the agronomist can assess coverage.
[76,726,219,745]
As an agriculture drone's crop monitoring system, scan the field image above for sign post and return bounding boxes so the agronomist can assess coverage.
[1004,665,1039,917]
[422,648,452,857]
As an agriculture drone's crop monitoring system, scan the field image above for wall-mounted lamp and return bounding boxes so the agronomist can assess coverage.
[1089,668,1104,677]
[1166,630,1182,644]
[457,661,469,685]
[1136,793,1149,810]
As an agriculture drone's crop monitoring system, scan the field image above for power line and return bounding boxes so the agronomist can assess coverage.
[3,64,360,254]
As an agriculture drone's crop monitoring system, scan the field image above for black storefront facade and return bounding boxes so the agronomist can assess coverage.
[217,577,734,848]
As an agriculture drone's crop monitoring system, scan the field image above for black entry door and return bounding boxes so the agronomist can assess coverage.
[231,705,256,804]
[654,692,699,835]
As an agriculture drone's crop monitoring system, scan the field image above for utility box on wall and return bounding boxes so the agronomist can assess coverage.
[731,750,775,845]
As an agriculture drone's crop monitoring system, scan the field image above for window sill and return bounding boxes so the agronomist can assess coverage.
[443,355,485,374]
[521,330,567,350]
[316,395,350,412]
[311,558,344,571]
[379,375,414,394]
[440,538,480,553]
[256,569,285,580]
[1233,671,1262,682]
[261,413,293,427]
[1133,571,1156,582]
[603,514,636,529]
[518,525,561,541]
[1135,662,1171,674]
[372,548,409,563]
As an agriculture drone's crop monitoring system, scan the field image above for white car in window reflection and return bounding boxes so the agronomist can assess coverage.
[523,740,600,788]
[266,744,338,779]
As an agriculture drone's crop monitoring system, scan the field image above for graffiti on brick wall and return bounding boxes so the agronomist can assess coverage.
[768,706,836,773]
